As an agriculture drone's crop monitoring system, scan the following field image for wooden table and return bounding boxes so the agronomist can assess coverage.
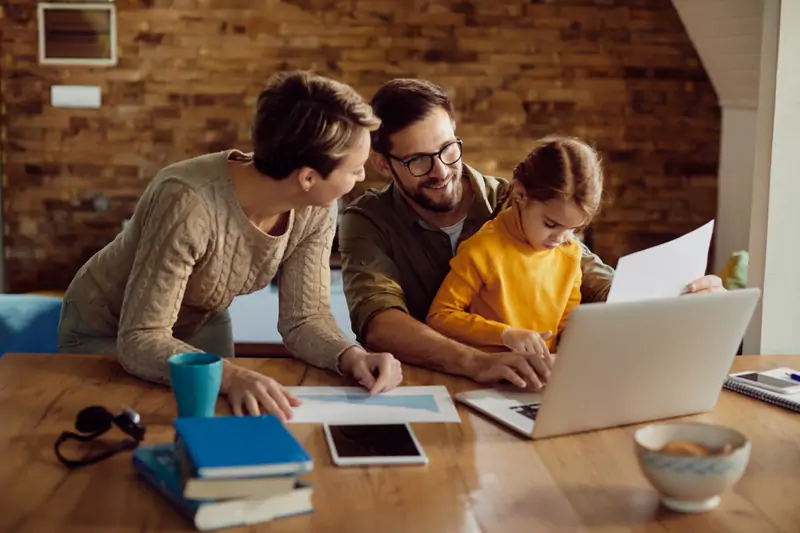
[1,353,799,533]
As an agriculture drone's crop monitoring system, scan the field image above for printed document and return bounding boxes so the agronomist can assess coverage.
[284,385,461,424]
[606,220,714,303]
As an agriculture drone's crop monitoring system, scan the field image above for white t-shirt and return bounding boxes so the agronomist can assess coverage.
[440,217,467,254]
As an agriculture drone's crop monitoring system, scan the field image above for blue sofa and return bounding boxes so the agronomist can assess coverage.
[0,294,63,357]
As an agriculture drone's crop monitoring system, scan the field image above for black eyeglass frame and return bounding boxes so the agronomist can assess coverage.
[384,138,463,177]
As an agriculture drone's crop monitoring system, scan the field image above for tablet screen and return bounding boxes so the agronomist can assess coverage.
[736,372,797,390]
[327,424,422,458]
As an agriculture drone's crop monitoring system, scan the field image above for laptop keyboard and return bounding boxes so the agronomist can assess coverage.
[510,403,540,421]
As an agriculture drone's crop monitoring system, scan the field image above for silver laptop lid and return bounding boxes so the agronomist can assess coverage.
[532,288,761,439]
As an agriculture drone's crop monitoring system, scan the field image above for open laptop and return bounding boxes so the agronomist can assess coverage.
[455,288,761,440]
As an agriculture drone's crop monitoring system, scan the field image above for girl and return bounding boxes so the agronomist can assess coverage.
[426,135,604,358]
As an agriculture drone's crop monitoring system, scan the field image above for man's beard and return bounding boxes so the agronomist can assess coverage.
[398,169,463,213]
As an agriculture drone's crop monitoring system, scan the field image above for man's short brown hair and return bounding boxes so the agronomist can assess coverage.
[251,70,380,179]
[369,78,455,155]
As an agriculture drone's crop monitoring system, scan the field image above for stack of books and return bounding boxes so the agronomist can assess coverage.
[132,415,314,531]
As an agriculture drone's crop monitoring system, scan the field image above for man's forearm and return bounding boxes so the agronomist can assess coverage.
[577,239,614,303]
[363,309,477,378]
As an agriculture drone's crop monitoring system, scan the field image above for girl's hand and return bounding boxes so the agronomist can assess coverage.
[220,362,301,422]
[338,347,403,395]
[501,328,552,359]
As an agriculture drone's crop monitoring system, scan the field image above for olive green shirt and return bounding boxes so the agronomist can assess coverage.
[338,164,615,342]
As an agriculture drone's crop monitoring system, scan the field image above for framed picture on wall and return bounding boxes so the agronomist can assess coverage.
[37,2,117,66]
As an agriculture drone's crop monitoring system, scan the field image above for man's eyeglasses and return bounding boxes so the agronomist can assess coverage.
[386,139,463,177]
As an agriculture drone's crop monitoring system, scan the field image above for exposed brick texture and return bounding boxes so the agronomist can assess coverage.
[0,0,719,293]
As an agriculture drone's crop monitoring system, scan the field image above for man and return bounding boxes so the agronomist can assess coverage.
[338,78,724,390]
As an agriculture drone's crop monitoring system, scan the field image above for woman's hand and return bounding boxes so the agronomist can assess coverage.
[338,346,403,395]
[220,361,301,422]
[501,328,552,358]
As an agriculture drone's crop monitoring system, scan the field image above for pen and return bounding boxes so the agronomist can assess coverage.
[787,372,800,383]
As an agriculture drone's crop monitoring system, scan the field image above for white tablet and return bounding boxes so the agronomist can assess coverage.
[323,423,428,466]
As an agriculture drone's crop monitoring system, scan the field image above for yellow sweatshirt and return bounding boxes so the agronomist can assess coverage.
[426,204,582,351]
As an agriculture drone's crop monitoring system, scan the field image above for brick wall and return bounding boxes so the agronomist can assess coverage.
[0,0,719,293]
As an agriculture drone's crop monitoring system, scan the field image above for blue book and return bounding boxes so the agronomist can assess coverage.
[173,415,313,479]
[132,443,313,531]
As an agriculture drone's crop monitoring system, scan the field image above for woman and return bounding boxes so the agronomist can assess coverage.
[58,70,403,421]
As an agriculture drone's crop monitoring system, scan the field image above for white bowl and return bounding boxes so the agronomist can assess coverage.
[633,422,751,513]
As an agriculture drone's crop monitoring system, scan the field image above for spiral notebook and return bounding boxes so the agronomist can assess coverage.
[724,367,800,413]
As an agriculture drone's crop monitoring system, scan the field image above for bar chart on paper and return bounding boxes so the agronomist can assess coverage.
[284,386,461,424]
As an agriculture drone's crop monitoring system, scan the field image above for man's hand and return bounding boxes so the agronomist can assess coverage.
[501,328,552,358]
[465,350,554,391]
[338,346,403,395]
[220,361,301,422]
[683,274,726,294]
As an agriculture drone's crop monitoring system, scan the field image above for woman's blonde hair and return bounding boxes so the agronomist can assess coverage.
[250,70,381,179]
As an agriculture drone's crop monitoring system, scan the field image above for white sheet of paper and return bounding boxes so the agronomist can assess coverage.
[606,220,714,303]
[284,385,461,424]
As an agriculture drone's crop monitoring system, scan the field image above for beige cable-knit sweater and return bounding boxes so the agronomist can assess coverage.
[63,150,357,384]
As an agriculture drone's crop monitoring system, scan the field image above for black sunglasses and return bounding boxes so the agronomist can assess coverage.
[385,139,463,177]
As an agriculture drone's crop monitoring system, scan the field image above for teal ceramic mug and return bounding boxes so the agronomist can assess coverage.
[168,352,223,418]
